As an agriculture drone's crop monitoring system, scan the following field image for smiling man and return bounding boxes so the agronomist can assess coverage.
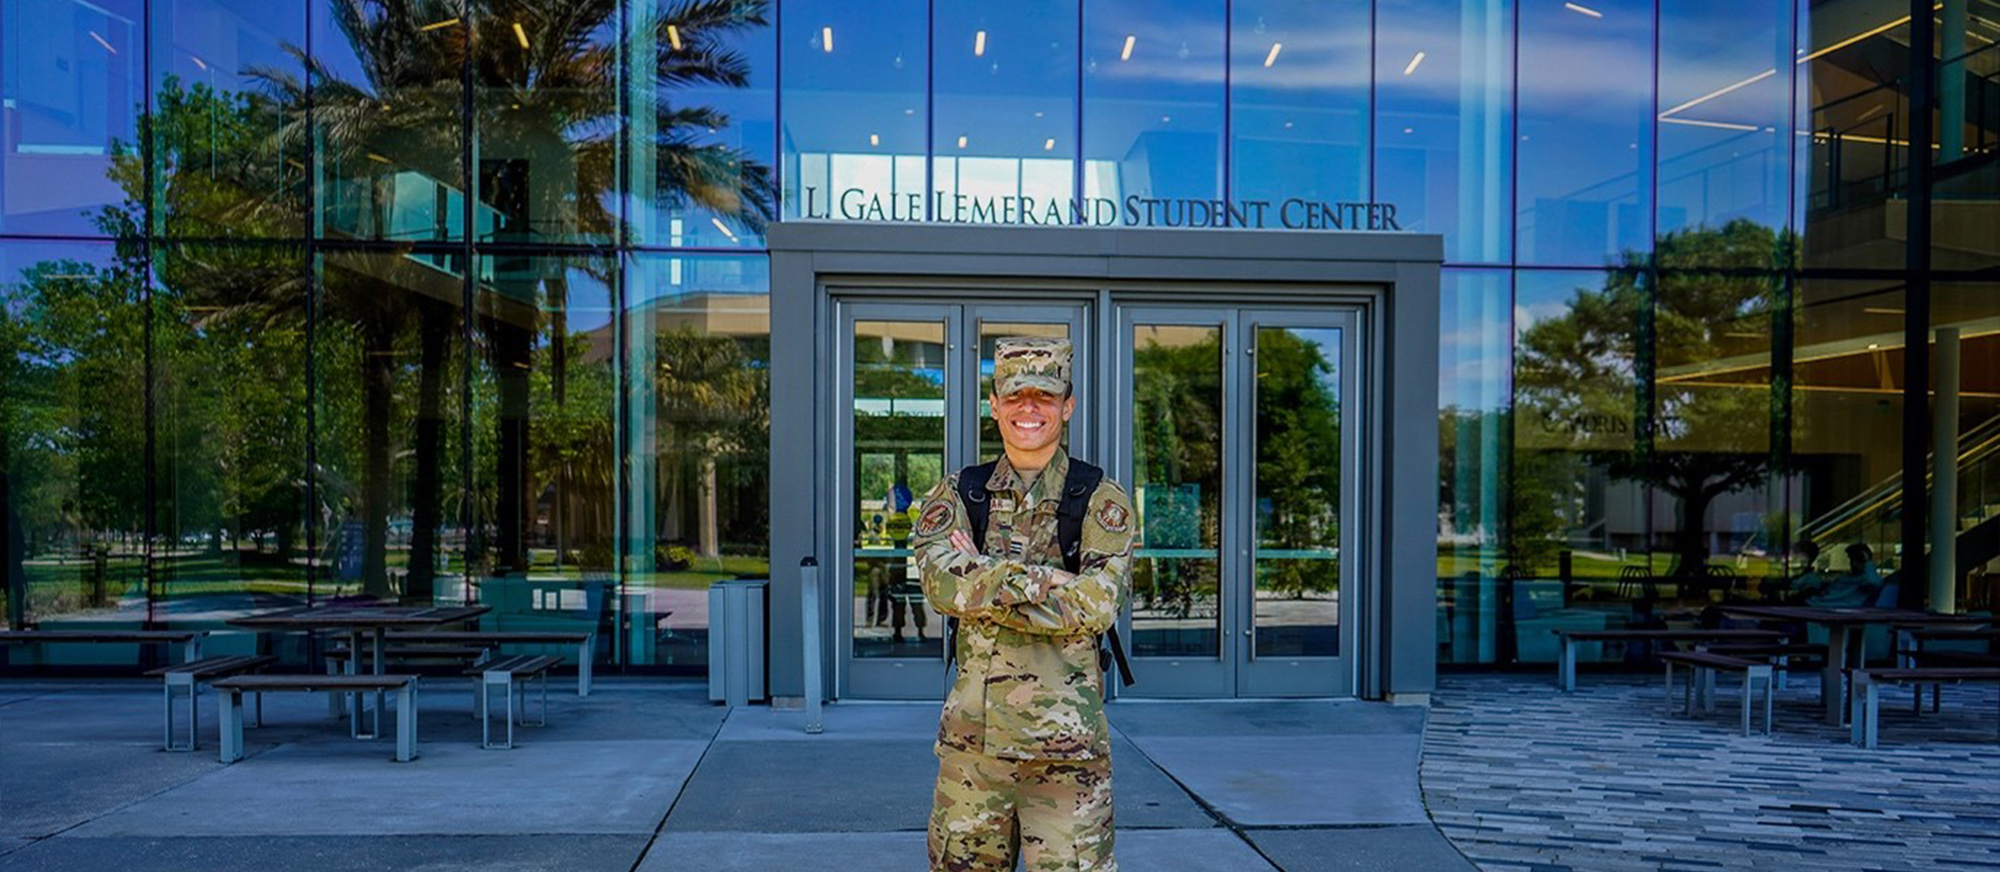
[912,337,1134,872]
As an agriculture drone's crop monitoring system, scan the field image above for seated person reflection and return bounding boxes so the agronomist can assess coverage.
[1803,543,1883,608]
[1779,540,1827,604]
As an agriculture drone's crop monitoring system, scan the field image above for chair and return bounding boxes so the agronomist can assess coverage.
[1618,565,1653,599]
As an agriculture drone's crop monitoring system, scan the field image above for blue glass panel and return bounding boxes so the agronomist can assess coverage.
[781,0,928,222]
[2,241,143,638]
[472,7,620,245]
[631,0,775,247]
[622,253,770,666]
[1657,0,1791,251]
[1231,0,1368,214]
[151,0,309,238]
[931,0,1078,225]
[1375,0,1513,264]
[1437,268,1510,664]
[0,0,144,237]
[1795,0,1912,271]
[312,0,466,242]
[1082,0,1225,208]
[1516,0,1652,266]
[1512,268,1645,575]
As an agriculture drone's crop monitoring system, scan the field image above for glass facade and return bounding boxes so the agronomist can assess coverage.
[2,0,1994,671]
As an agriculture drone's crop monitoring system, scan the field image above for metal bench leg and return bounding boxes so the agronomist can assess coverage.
[219,690,244,764]
[327,659,346,719]
[161,680,175,751]
[394,683,417,762]
[1740,671,1753,737]
[1702,667,1718,714]
[538,670,549,727]
[482,669,510,749]
[579,635,593,697]
[1850,674,1881,748]
[1760,667,1774,736]
[252,692,263,729]
[1559,637,1576,692]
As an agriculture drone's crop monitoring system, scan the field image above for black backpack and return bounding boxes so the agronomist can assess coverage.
[943,457,1135,687]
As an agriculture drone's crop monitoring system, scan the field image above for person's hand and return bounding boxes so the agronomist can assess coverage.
[949,530,978,556]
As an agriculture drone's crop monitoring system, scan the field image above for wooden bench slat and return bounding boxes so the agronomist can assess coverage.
[213,674,417,691]
[325,645,490,659]
[1554,629,1785,641]
[1858,667,2000,683]
[0,630,205,643]
[1658,651,1762,669]
[389,631,591,643]
[145,654,277,679]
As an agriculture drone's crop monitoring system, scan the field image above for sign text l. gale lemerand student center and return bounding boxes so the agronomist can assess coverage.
[797,187,1405,231]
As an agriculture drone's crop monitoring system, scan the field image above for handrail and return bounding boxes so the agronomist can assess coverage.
[1799,412,2000,545]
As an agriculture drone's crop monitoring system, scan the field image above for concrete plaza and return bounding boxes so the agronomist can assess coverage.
[3,674,1994,871]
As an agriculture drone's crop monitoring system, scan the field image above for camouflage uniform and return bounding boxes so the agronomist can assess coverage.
[913,337,1135,872]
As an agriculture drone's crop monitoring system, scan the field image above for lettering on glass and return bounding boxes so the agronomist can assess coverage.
[796,186,1403,232]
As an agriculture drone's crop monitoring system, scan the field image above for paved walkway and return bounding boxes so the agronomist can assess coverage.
[9,675,1990,871]
[0,680,1473,871]
[1422,675,2000,872]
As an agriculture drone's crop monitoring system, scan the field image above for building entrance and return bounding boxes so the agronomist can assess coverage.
[834,295,1357,699]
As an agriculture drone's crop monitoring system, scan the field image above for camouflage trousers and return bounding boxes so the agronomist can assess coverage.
[928,747,1116,872]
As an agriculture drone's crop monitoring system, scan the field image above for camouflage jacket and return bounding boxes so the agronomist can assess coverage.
[912,449,1134,761]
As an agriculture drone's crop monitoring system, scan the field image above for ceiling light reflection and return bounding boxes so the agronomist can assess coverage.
[822,26,834,53]
[1564,3,1603,18]
[1120,35,1135,61]
[1403,51,1425,76]
[1263,43,1281,67]
[975,30,986,56]
[667,24,683,51]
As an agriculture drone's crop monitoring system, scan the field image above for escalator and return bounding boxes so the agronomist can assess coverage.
[1797,411,2000,586]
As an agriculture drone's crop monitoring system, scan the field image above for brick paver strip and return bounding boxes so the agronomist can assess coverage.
[1421,675,2000,872]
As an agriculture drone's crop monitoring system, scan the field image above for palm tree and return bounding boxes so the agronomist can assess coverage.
[128,0,773,596]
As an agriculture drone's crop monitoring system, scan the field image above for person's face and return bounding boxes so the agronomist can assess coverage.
[991,387,1074,453]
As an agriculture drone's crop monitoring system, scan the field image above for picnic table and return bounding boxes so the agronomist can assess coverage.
[228,605,489,738]
[1717,605,1986,725]
[0,629,207,665]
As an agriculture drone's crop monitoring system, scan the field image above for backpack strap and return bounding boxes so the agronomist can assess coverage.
[943,457,1134,688]
[1054,459,1134,688]
[944,461,999,674]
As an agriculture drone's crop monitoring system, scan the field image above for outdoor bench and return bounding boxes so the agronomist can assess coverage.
[469,654,563,749]
[1660,650,1775,736]
[0,630,207,666]
[1553,628,1785,691]
[323,644,491,666]
[1705,642,1831,693]
[387,630,595,696]
[1848,667,2000,749]
[210,673,421,763]
[143,654,277,751]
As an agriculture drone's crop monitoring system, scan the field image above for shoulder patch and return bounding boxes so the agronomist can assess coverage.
[915,501,957,537]
[1094,499,1130,533]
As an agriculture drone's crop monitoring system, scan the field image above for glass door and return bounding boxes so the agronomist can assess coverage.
[1118,306,1358,697]
[837,299,1087,699]
[1237,310,1357,696]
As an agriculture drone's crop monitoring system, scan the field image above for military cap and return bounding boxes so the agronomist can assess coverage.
[992,336,1072,397]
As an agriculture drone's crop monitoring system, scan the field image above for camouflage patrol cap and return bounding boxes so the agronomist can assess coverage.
[991,336,1072,397]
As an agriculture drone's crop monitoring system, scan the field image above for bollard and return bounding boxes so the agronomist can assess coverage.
[800,557,824,734]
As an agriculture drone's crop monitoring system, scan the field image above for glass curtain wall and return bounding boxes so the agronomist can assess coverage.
[0,0,773,673]
[3,0,1992,672]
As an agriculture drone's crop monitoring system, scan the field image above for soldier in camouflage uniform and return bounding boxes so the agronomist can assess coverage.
[912,337,1135,872]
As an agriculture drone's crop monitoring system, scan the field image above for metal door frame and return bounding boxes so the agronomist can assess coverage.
[770,223,1443,706]
[834,295,1091,700]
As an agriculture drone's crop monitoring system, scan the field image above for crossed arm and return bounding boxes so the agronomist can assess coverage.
[913,482,1130,637]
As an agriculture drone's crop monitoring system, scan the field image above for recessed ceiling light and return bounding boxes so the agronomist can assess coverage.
[822,26,834,52]
[975,30,986,57]
[1263,43,1282,67]
[1120,35,1136,61]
